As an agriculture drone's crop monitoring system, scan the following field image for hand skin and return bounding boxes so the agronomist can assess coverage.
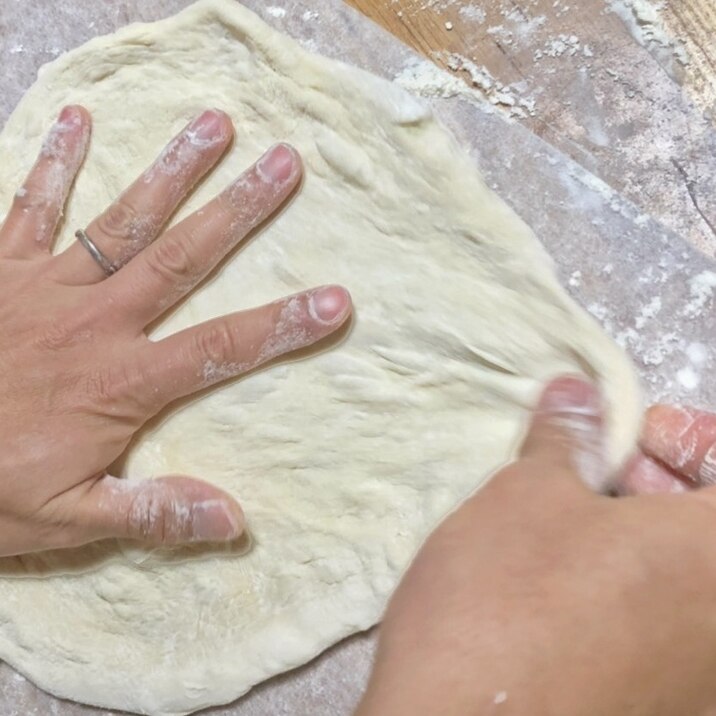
[0,105,352,555]
[356,377,716,716]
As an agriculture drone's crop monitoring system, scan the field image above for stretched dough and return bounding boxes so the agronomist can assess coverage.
[0,1,641,714]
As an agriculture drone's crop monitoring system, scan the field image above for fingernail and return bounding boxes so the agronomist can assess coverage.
[190,499,244,542]
[308,285,351,324]
[538,376,600,414]
[57,105,82,128]
[257,143,295,184]
[189,109,225,141]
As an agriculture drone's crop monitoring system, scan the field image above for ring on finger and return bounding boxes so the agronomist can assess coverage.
[74,229,118,277]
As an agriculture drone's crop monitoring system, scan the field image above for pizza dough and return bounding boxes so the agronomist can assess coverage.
[0,1,642,714]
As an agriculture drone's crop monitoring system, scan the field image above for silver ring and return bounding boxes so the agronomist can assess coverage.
[75,229,118,277]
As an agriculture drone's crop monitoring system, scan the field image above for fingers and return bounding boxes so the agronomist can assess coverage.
[519,376,607,492]
[76,474,244,544]
[640,405,716,487]
[140,285,351,406]
[53,109,234,284]
[617,453,688,496]
[106,143,302,327]
[0,105,91,257]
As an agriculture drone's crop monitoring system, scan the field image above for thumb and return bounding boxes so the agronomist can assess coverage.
[79,474,245,545]
[519,376,608,493]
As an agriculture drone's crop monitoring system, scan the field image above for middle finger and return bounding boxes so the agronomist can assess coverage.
[53,108,233,284]
[105,142,302,328]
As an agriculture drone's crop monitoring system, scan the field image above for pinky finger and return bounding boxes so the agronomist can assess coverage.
[0,105,90,257]
[142,285,352,408]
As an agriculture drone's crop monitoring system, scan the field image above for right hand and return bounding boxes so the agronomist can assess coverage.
[357,378,716,716]
[0,105,352,556]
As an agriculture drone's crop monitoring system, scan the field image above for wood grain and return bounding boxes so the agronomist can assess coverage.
[345,0,716,256]
[347,0,716,115]
[662,0,716,115]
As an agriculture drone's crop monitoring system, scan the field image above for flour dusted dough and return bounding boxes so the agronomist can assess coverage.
[0,2,641,714]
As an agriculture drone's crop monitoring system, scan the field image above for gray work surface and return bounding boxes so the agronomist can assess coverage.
[0,1,715,714]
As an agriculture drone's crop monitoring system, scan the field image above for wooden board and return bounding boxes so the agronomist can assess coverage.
[347,0,716,255]
[662,0,716,115]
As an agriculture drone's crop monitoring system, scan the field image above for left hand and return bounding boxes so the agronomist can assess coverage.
[356,378,716,716]
[0,105,352,555]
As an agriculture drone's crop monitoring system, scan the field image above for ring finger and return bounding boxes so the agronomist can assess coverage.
[53,108,233,284]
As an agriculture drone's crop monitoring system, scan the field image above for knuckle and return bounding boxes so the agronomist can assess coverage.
[81,361,148,417]
[83,367,120,406]
[126,484,184,544]
[145,235,195,285]
[127,488,168,542]
[192,321,238,366]
[94,197,140,242]
[35,322,93,352]
[31,300,101,352]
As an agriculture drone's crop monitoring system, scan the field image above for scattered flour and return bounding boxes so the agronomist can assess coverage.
[608,0,689,74]
[458,5,486,24]
[483,14,547,49]
[686,342,708,366]
[390,0,459,16]
[638,333,682,368]
[588,277,710,403]
[535,34,581,60]
[394,57,479,100]
[588,302,612,331]
[676,365,700,392]
[684,271,716,318]
[393,55,530,121]
[266,6,287,19]
[299,37,319,53]
[635,296,661,329]
[438,51,537,118]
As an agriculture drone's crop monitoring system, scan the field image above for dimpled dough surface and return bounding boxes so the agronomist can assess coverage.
[0,1,642,714]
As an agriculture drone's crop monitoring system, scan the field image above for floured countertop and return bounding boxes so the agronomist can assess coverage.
[0,1,715,714]
[350,0,716,258]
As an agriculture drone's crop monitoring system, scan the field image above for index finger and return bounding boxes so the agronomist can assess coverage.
[105,143,302,328]
[640,405,716,486]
